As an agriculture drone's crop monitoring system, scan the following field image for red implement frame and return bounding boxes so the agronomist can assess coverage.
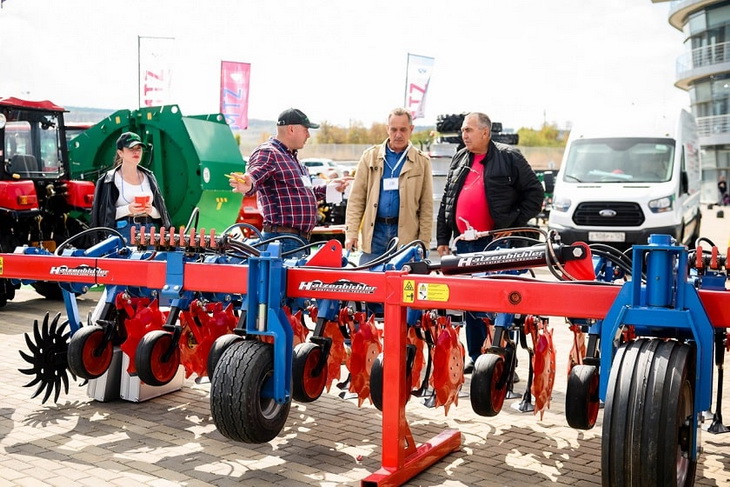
[2,255,729,486]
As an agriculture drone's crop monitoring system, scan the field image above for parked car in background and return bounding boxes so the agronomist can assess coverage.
[301,158,341,177]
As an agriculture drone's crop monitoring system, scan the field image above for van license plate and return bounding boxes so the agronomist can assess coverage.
[589,232,625,242]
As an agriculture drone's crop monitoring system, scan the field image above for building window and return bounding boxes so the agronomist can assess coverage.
[688,11,707,35]
[708,4,730,29]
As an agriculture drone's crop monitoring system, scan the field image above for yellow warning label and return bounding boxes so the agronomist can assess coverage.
[403,280,415,303]
[0,257,3,275]
[417,283,449,302]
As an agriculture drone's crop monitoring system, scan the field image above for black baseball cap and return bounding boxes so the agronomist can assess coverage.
[116,132,147,150]
[276,108,320,129]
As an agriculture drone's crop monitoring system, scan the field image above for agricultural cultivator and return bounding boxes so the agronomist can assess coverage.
[0,224,729,487]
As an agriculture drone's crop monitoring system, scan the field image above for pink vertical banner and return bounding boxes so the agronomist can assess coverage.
[220,61,251,130]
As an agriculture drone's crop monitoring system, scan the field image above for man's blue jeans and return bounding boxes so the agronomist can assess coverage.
[359,222,399,267]
[359,222,398,316]
[455,237,494,362]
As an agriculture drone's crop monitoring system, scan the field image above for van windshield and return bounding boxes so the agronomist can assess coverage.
[562,138,674,183]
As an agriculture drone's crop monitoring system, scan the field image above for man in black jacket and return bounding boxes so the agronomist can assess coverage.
[436,112,543,372]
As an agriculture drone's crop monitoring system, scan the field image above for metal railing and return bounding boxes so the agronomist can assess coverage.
[676,41,730,76]
[696,114,730,136]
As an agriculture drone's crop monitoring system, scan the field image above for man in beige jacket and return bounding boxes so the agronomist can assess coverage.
[345,108,433,265]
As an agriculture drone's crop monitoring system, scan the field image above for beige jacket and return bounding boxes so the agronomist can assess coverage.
[345,140,433,253]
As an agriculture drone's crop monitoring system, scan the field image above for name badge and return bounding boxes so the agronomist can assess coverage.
[301,175,313,188]
[383,178,398,191]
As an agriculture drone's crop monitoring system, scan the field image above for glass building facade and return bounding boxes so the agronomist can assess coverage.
[658,0,730,202]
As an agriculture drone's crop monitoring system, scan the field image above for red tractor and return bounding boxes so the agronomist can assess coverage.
[0,97,95,306]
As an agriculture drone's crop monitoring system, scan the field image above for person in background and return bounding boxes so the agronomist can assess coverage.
[718,174,728,206]
[345,108,433,264]
[90,131,171,235]
[436,112,543,373]
[228,108,348,255]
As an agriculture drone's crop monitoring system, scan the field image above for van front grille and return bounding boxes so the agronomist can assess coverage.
[572,202,645,227]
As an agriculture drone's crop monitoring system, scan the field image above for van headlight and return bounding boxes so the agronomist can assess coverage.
[552,197,571,212]
[648,195,674,213]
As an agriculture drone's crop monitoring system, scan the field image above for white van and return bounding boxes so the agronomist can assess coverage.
[548,109,702,250]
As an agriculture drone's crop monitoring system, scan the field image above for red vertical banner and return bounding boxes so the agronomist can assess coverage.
[220,61,251,130]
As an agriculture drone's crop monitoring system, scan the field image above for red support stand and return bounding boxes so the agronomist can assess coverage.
[360,274,462,486]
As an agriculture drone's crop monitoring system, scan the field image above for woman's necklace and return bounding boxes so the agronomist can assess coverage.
[120,167,143,204]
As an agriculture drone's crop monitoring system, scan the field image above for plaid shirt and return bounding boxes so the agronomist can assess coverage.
[246,138,325,233]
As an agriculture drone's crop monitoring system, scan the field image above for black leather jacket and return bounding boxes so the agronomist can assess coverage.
[90,166,171,229]
[436,141,544,246]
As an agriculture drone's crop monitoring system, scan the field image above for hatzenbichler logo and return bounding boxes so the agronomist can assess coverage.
[49,265,109,277]
[299,279,376,294]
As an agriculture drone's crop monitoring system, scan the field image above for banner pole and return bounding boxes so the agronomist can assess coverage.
[404,53,410,108]
[137,36,141,109]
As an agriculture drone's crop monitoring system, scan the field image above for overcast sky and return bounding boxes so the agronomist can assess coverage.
[1,0,688,129]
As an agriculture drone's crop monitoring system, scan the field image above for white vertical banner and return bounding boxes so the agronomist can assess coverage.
[138,36,175,107]
[404,53,435,121]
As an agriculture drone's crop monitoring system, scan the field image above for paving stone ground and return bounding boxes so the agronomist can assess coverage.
[1,206,729,486]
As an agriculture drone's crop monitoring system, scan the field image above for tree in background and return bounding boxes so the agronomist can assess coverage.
[517,123,566,147]
[315,120,436,149]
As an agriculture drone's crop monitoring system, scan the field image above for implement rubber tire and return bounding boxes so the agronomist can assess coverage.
[210,340,291,443]
[207,334,243,378]
[370,353,412,412]
[67,325,113,380]
[135,330,181,387]
[32,281,64,300]
[292,342,328,403]
[470,353,508,417]
[602,339,697,486]
[565,364,600,430]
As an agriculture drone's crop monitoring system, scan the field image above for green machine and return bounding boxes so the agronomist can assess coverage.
[67,105,246,231]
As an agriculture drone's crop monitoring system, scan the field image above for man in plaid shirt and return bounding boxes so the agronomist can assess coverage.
[229,108,348,255]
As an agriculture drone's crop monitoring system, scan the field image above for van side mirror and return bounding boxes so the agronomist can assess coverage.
[680,171,688,194]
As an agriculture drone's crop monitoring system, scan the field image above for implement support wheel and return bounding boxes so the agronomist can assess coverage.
[369,352,413,412]
[210,340,291,443]
[207,334,243,378]
[602,339,697,486]
[135,330,181,387]
[470,353,508,417]
[67,325,113,380]
[565,364,600,430]
[292,342,328,403]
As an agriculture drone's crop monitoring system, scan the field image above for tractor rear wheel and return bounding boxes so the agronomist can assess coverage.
[135,330,181,387]
[292,342,328,403]
[565,364,600,430]
[470,353,508,417]
[210,340,291,443]
[67,325,113,380]
[602,339,697,486]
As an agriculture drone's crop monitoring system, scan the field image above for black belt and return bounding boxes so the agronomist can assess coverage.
[262,223,311,240]
[376,216,399,225]
[118,215,162,226]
